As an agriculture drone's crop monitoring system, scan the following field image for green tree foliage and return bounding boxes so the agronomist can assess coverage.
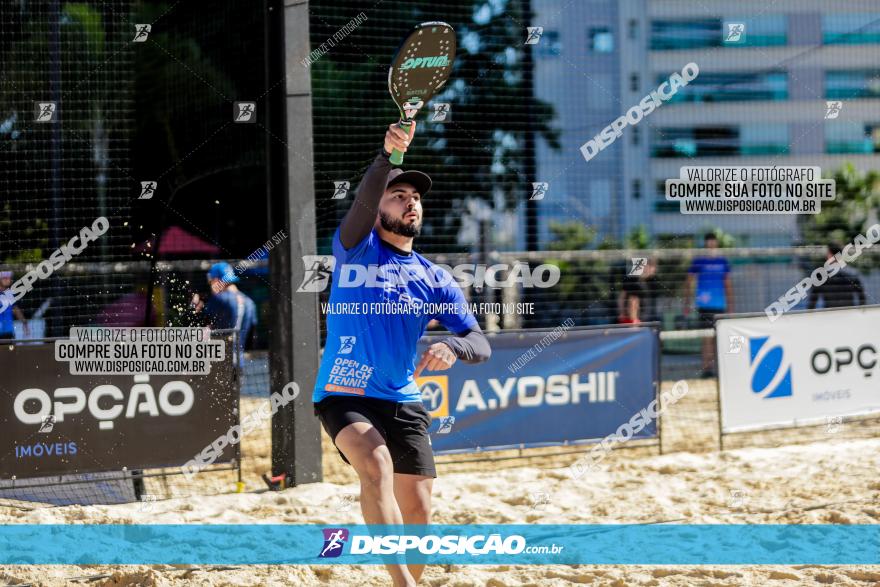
[0,1,115,263]
[799,163,880,248]
[309,0,560,254]
[539,220,614,325]
[796,163,880,272]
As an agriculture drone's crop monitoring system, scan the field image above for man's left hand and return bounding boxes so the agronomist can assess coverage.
[413,342,456,378]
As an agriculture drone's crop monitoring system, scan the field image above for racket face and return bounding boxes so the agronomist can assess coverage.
[387,21,456,120]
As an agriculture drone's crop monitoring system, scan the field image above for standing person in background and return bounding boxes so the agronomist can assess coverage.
[808,242,867,309]
[191,262,257,365]
[0,271,29,340]
[683,233,733,377]
[618,258,659,324]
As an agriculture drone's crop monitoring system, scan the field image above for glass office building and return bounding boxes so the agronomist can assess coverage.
[531,0,880,247]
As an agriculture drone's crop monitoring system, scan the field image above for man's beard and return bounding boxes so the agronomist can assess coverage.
[379,210,421,237]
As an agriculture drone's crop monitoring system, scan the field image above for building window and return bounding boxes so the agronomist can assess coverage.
[632,126,641,145]
[654,180,677,212]
[629,73,640,92]
[826,122,880,153]
[651,124,789,157]
[655,180,667,197]
[534,30,561,57]
[659,71,788,103]
[651,19,716,50]
[823,14,880,45]
[826,70,880,99]
[628,19,639,40]
[589,27,614,53]
[740,124,790,155]
[650,16,786,49]
[632,179,642,199]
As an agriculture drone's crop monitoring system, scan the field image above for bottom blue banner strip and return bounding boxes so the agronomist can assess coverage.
[0,524,877,565]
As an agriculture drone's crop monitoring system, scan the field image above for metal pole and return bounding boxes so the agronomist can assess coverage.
[654,325,664,455]
[522,0,538,252]
[47,0,63,337]
[269,0,321,485]
[48,0,62,252]
[717,380,725,452]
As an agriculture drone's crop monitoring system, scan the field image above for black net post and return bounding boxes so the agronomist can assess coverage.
[268,0,322,486]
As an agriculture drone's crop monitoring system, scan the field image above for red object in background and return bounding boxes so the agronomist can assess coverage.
[134,225,221,257]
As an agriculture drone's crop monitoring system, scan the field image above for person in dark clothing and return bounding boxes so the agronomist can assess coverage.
[808,243,868,309]
[619,258,659,324]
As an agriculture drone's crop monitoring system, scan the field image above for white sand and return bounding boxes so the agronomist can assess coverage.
[1,434,878,586]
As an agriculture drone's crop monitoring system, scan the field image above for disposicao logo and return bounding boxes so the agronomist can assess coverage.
[400,55,449,70]
[749,336,793,398]
[319,528,349,558]
[316,529,545,557]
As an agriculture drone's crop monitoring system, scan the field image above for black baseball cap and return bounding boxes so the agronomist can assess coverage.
[386,168,432,196]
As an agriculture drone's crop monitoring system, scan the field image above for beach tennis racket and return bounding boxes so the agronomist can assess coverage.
[387,21,457,165]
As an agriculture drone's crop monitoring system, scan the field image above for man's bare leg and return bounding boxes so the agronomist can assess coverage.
[335,422,416,587]
[702,335,715,374]
[394,473,433,583]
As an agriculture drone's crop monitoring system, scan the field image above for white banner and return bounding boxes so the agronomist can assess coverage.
[717,306,880,432]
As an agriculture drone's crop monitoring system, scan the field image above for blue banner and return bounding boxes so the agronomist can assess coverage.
[416,326,659,453]
[0,524,877,565]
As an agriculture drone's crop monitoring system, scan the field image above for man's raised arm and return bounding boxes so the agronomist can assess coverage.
[339,123,414,249]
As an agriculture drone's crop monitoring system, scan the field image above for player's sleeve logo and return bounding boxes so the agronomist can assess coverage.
[297,255,336,292]
[338,336,356,354]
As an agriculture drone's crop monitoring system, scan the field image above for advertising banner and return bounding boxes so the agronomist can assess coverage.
[717,306,880,432]
[0,340,238,479]
[416,326,659,454]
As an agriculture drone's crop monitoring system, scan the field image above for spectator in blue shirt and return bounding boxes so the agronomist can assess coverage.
[684,232,733,377]
[191,262,257,365]
[0,271,29,340]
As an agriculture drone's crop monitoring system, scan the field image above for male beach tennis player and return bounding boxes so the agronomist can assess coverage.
[313,122,491,586]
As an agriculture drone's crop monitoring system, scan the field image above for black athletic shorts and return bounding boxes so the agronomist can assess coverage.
[697,309,724,329]
[314,395,436,478]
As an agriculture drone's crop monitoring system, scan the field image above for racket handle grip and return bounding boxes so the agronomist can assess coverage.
[389,121,413,166]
